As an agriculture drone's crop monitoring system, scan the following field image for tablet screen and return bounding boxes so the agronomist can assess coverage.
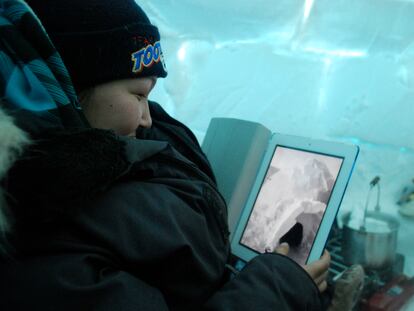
[240,146,343,265]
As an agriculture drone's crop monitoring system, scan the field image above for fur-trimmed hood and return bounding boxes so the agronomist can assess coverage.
[0,108,29,179]
[0,106,30,248]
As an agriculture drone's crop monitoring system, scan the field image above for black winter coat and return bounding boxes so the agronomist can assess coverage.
[0,102,323,310]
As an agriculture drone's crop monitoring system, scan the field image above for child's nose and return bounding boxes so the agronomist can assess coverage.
[140,104,152,128]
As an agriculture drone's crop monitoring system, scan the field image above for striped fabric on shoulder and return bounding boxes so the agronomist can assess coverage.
[0,0,86,135]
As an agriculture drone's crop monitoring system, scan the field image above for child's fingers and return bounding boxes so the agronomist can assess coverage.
[314,270,329,287]
[272,242,290,256]
[318,280,328,293]
[301,250,331,292]
[306,251,331,278]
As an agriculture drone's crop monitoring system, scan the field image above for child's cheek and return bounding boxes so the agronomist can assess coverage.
[118,98,143,135]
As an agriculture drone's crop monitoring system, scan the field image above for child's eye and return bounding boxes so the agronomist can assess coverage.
[136,94,147,100]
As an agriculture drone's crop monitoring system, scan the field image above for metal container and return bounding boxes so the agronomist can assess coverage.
[342,211,399,269]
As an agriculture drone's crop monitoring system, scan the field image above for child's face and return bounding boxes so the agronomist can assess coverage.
[80,77,157,136]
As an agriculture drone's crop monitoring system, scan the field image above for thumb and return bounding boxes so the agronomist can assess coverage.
[274,242,290,255]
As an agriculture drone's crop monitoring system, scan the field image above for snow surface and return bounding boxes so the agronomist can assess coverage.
[140,0,414,280]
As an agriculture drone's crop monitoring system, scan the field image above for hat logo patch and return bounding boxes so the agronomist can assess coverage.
[131,41,164,73]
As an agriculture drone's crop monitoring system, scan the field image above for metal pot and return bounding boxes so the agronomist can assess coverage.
[342,211,399,269]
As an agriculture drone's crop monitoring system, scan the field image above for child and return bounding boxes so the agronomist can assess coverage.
[0,0,363,310]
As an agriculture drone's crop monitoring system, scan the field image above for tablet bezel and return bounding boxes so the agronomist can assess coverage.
[231,133,359,264]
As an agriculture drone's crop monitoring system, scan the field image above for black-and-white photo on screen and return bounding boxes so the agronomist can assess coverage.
[240,146,343,265]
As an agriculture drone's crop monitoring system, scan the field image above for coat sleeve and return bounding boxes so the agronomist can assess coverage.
[70,178,230,309]
[203,253,323,311]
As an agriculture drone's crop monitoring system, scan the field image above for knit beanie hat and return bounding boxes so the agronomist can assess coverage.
[26,0,168,92]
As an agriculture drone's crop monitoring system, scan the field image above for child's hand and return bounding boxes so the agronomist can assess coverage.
[302,250,330,293]
[274,243,331,293]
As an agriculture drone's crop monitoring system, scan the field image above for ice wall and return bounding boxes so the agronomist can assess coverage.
[140,0,414,275]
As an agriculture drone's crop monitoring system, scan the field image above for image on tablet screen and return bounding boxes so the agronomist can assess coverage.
[240,146,343,265]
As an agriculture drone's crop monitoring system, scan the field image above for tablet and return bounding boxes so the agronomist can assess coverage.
[231,134,359,265]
